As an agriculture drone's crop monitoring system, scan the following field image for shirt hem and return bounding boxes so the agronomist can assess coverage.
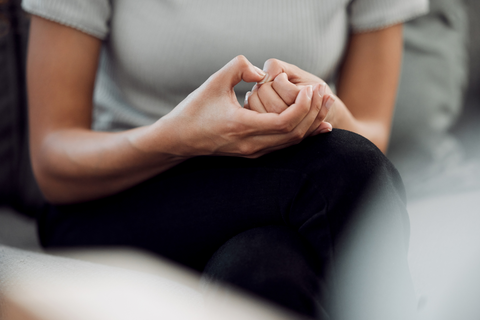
[351,5,429,34]
[22,2,107,39]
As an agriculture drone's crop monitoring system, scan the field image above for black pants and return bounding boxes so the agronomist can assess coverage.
[39,130,416,319]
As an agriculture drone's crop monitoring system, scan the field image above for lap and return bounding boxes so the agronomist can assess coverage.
[38,130,407,271]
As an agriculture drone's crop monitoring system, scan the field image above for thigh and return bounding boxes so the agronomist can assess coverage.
[39,147,307,271]
[38,130,408,272]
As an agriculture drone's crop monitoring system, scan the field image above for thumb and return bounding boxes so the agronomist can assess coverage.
[212,55,267,88]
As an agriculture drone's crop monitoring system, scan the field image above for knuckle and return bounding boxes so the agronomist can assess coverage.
[257,82,271,95]
[318,109,327,120]
[277,120,294,133]
[273,72,285,83]
[244,151,262,159]
[301,101,311,113]
[264,58,280,70]
[266,58,280,65]
[234,55,249,68]
[285,91,298,104]
[238,143,254,156]
[292,129,305,141]
[205,72,218,84]
[251,145,262,155]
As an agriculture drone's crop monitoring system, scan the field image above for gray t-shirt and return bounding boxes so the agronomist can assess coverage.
[22,0,428,132]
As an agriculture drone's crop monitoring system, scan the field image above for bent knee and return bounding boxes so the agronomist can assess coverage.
[292,130,406,205]
[309,130,400,180]
[202,226,320,315]
[203,226,318,283]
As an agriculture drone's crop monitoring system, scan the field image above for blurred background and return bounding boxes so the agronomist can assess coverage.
[0,0,479,319]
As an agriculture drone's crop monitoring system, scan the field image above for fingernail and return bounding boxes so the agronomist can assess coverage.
[316,122,333,134]
[306,85,313,99]
[257,72,271,85]
[325,95,335,110]
[244,91,251,104]
[318,83,327,96]
[254,66,265,77]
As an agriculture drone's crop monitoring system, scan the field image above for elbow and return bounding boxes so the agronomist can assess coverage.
[33,172,82,205]
[31,146,78,205]
[31,158,65,204]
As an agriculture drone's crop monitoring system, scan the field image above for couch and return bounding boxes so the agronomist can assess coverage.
[1,0,480,319]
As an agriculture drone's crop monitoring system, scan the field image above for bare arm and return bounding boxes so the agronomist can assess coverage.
[258,24,404,153]
[28,16,323,204]
[27,16,186,204]
[333,24,403,152]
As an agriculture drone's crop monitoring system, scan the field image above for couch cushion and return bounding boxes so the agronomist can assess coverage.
[388,0,470,198]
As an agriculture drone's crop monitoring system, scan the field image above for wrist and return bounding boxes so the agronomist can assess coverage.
[128,118,191,163]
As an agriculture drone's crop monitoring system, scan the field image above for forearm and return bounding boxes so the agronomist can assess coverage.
[27,17,189,204]
[32,54,318,204]
[27,16,321,204]
[34,122,186,204]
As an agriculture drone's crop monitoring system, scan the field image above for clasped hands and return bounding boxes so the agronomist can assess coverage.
[244,58,335,137]
[160,55,337,159]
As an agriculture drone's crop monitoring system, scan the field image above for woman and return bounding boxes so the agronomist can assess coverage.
[24,0,428,318]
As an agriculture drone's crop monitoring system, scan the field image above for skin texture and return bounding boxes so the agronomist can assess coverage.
[28,16,323,204]
[245,73,333,136]
[246,24,404,153]
[27,16,403,204]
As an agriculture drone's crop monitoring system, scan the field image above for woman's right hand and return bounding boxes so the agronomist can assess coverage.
[28,14,324,203]
[144,56,325,159]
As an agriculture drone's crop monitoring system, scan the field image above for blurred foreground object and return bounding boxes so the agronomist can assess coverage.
[0,247,303,320]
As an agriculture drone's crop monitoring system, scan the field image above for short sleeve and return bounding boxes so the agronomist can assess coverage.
[22,0,111,39]
[349,0,429,33]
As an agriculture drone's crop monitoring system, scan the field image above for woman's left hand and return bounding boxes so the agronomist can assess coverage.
[245,59,337,136]
[248,25,404,154]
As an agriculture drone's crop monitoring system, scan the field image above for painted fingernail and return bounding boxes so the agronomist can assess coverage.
[317,122,333,134]
[319,127,332,134]
[244,91,251,105]
[306,85,313,99]
[257,72,271,85]
[325,95,335,110]
[318,83,327,97]
[254,66,266,77]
